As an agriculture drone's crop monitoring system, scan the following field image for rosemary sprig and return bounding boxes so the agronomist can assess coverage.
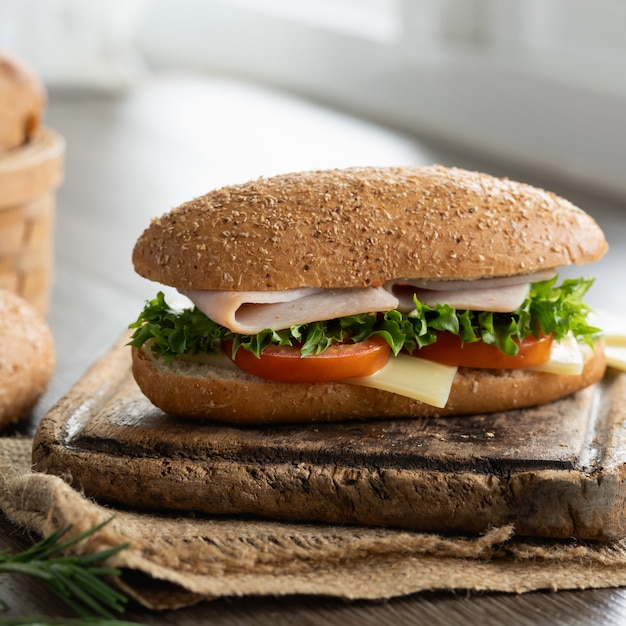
[0,518,130,620]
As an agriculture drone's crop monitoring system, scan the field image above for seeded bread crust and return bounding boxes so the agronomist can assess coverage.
[131,343,606,424]
[0,289,55,427]
[0,50,45,153]
[132,166,608,291]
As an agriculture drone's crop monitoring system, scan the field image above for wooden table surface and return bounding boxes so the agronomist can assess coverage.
[3,72,626,624]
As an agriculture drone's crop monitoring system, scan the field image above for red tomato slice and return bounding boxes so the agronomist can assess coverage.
[411,332,553,369]
[223,336,391,382]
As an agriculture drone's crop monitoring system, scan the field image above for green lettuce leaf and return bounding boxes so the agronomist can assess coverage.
[128,276,602,360]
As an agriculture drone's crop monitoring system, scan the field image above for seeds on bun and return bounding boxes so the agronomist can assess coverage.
[132,165,606,290]
[0,289,55,427]
[129,165,608,423]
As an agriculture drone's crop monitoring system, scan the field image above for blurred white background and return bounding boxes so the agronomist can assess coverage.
[1,0,625,198]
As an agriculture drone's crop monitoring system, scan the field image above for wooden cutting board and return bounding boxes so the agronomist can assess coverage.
[32,335,626,541]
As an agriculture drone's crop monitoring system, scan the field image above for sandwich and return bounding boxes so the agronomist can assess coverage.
[129,165,608,424]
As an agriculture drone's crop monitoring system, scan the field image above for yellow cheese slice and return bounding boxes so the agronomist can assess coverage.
[345,353,457,408]
[590,309,626,371]
[605,346,626,371]
[526,333,583,375]
[591,310,626,347]
[189,350,457,408]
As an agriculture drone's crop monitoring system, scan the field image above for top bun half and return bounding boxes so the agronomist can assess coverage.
[132,165,608,291]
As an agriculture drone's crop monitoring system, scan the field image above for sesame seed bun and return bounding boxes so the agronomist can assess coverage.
[132,165,608,291]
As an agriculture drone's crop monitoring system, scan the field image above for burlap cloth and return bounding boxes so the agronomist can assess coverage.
[1,436,626,610]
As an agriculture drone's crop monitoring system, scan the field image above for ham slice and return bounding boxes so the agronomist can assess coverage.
[182,269,557,333]
[385,269,556,313]
[181,286,399,334]
[385,269,556,292]
[389,282,530,313]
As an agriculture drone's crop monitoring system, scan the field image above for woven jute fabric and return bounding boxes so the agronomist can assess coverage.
[1,437,626,610]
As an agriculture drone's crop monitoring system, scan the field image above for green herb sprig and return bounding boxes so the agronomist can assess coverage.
[0,518,129,620]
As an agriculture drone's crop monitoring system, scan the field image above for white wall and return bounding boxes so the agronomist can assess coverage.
[135,0,626,200]
[2,0,625,199]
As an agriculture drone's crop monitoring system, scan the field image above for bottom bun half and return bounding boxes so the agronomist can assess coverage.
[131,343,606,424]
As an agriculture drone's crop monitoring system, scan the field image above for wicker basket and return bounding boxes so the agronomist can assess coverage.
[0,128,64,314]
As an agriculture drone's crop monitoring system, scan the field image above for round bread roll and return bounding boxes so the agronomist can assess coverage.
[133,165,608,291]
[0,289,55,427]
[0,49,46,152]
[131,342,606,424]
